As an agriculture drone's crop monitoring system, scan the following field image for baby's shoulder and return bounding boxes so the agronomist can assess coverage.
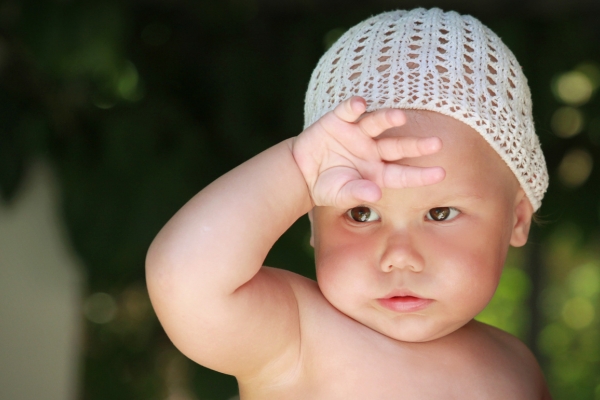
[470,320,536,366]
[271,268,340,315]
[462,320,549,397]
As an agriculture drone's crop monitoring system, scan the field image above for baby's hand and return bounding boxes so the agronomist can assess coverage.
[292,97,445,209]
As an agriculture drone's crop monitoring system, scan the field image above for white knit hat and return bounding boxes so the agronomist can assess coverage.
[304,8,548,210]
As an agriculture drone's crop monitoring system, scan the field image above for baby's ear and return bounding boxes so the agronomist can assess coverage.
[509,189,534,247]
[308,209,315,247]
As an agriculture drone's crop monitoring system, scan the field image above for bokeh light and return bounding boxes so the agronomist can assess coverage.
[568,262,600,298]
[117,61,142,101]
[551,107,584,138]
[561,297,595,329]
[539,323,571,356]
[84,292,118,324]
[557,148,593,188]
[121,285,153,322]
[553,71,594,106]
[541,285,569,320]
[551,355,586,385]
[575,63,600,91]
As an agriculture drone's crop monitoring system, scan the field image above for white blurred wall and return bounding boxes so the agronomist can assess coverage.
[0,162,83,400]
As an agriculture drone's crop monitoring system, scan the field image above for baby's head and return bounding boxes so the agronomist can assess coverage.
[305,9,549,342]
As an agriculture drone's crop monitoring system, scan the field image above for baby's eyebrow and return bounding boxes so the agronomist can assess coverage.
[443,193,483,201]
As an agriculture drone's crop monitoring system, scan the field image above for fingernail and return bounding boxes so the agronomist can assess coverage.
[352,97,367,113]
[385,109,404,125]
[423,137,442,152]
[430,167,446,182]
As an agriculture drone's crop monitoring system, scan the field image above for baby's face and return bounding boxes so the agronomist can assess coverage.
[311,110,533,342]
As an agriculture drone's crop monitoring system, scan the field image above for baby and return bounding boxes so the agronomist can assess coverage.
[147,8,552,399]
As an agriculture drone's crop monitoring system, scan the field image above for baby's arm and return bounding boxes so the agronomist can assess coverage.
[146,139,310,378]
[145,97,444,379]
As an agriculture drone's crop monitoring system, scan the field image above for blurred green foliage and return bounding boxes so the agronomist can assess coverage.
[1,0,600,399]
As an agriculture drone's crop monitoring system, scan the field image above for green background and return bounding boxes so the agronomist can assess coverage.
[1,0,600,398]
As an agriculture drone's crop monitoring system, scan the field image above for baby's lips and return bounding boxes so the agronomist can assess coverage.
[377,295,433,313]
[377,288,434,313]
[381,288,426,299]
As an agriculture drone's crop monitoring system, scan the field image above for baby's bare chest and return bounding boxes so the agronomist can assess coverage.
[316,349,530,398]
[241,364,532,399]
[240,326,537,400]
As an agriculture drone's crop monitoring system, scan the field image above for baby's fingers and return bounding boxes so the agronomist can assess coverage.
[336,180,382,209]
[377,136,442,161]
[382,164,445,188]
[316,97,368,139]
[357,108,407,138]
[332,96,367,123]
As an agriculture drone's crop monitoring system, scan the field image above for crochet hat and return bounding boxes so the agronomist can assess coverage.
[304,8,548,210]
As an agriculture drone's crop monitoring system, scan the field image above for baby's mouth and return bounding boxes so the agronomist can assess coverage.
[377,295,433,312]
[392,295,420,301]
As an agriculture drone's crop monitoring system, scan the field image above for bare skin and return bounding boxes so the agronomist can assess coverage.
[146,97,552,399]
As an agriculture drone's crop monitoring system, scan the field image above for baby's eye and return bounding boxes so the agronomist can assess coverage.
[426,207,460,222]
[347,206,380,223]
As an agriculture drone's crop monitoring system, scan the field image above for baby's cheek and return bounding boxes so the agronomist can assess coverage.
[463,261,502,312]
[315,252,347,295]
[438,246,501,310]
[316,246,367,305]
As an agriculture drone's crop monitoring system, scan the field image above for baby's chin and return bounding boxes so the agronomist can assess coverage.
[371,323,456,343]
[351,309,472,344]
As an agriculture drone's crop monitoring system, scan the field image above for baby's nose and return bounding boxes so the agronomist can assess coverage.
[379,232,424,273]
